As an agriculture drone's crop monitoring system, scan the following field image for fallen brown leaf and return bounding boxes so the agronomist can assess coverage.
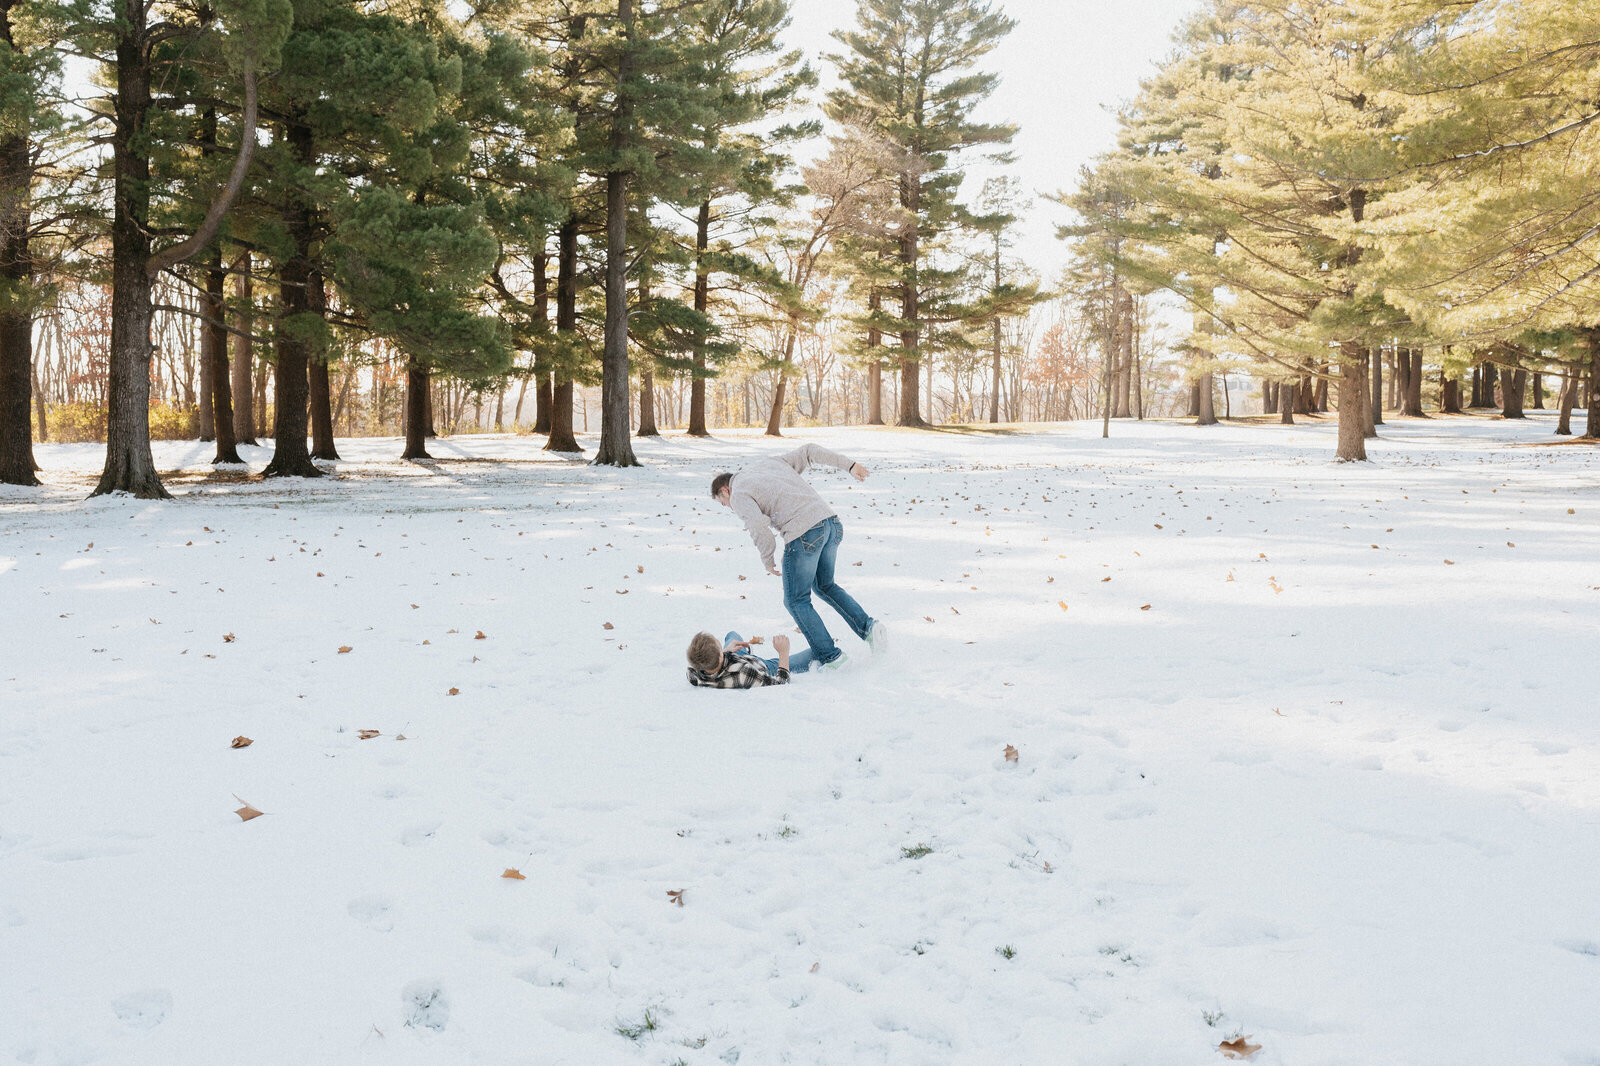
[667,889,685,907]
[1058,600,1068,610]
[338,645,353,654]
[474,630,487,640]
[223,633,236,643]
[448,687,460,696]
[603,622,615,630]
[1219,1036,1261,1059]
[809,962,820,973]
[233,794,263,822]
[1140,604,1152,611]
[1003,744,1019,763]
[357,729,381,740]
[502,868,526,880]
[230,736,253,749]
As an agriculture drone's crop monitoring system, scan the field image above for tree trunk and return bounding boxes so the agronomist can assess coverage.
[896,168,925,428]
[1531,372,1545,409]
[1369,344,1384,427]
[204,245,241,464]
[403,363,431,459]
[1279,382,1294,425]
[1263,380,1277,415]
[688,198,712,436]
[1556,368,1577,435]
[95,0,169,498]
[262,115,321,479]
[1469,364,1481,407]
[423,383,436,437]
[594,0,639,466]
[533,248,552,434]
[1337,345,1368,460]
[545,216,582,453]
[1590,339,1600,437]
[637,363,659,437]
[988,316,1001,424]
[1392,346,1407,412]
[1500,366,1526,419]
[1113,287,1133,418]
[1195,371,1217,425]
[1479,359,1498,407]
[866,290,884,425]
[308,266,339,460]
[0,47,39,486]
[1401,348,1425,416]
[766,319,798,437]
[198,320,214,441]
[1441,369,1462,414]
[231,251,257,445]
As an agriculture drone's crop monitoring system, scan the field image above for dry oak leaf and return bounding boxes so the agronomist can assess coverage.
[602,622,615,630]
[223,633,236,643]
[474,630,487,640]
[809,962,820,973]
[230,736,253,749]
[357,729,381,740]
[448,687,460,696]
[1003,744,1019,763]
[923,616,935,623]
[502,868,526,880]
[1219,1036,1261,1059]
[1058,600,1068,611]
[233,794,263,822]
[1100,576,1111,583]
[667,889,686,907]
[1140,604,1153,611]
[338,645,353,654]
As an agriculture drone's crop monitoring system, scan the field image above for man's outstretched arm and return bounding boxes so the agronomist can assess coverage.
[781,443,867,479]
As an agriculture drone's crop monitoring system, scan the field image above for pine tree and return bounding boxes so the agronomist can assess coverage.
[827,0,1016,427]
[74,0,290,497]
[0,0,63,485]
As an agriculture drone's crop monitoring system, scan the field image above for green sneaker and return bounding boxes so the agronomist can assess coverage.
[820,652,851,670]
[865,621,888,655]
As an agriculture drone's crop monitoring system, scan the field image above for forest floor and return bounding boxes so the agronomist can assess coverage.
[3,413,1598,1066]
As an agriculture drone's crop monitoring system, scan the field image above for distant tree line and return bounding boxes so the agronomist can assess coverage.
[1061,0,1600,457]
[0,0,1051,495]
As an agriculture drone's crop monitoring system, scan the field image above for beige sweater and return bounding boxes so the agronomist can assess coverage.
[729,443,857,570]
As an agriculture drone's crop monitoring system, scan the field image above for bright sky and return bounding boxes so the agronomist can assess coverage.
[783,0,1205,282]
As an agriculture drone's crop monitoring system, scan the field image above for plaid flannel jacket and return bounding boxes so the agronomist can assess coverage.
[686,651,790,689]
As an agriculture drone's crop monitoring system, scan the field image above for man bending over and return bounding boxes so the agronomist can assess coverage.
[712,443,885,668]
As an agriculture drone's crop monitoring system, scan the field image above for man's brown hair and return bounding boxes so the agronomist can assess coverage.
[710,472,733,499]
[687,632,724,674]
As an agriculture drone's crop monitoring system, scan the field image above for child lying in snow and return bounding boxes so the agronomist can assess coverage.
[685,630,813,688]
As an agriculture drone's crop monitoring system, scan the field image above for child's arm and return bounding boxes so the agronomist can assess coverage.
[773,634,791,673]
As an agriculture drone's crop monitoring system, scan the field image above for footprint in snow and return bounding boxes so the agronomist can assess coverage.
[347,895,395,932]
[398,822,441,846]
[112,989,173,1030]
[401,981,449,1031]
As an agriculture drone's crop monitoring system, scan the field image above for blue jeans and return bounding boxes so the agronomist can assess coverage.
[781,516,873,665]
[724,630,815,675]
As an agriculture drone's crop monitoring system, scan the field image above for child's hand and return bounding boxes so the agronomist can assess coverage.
[728,640,751,652]
[772,634,791,654]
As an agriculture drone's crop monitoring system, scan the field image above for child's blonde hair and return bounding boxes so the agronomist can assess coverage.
[687,632,723,674]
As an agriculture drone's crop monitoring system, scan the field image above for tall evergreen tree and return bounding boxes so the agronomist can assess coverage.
[74,0,290,497]
[827,0,1016,427]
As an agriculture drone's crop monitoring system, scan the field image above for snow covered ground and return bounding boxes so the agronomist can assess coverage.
[3,413,1598,1066]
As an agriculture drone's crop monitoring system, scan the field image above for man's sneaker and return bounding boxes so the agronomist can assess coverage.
[865,621,888,655]
[820,652,851,670]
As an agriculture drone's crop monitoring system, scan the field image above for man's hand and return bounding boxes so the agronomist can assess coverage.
[849,462,869,481]
[766,565,781,577]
